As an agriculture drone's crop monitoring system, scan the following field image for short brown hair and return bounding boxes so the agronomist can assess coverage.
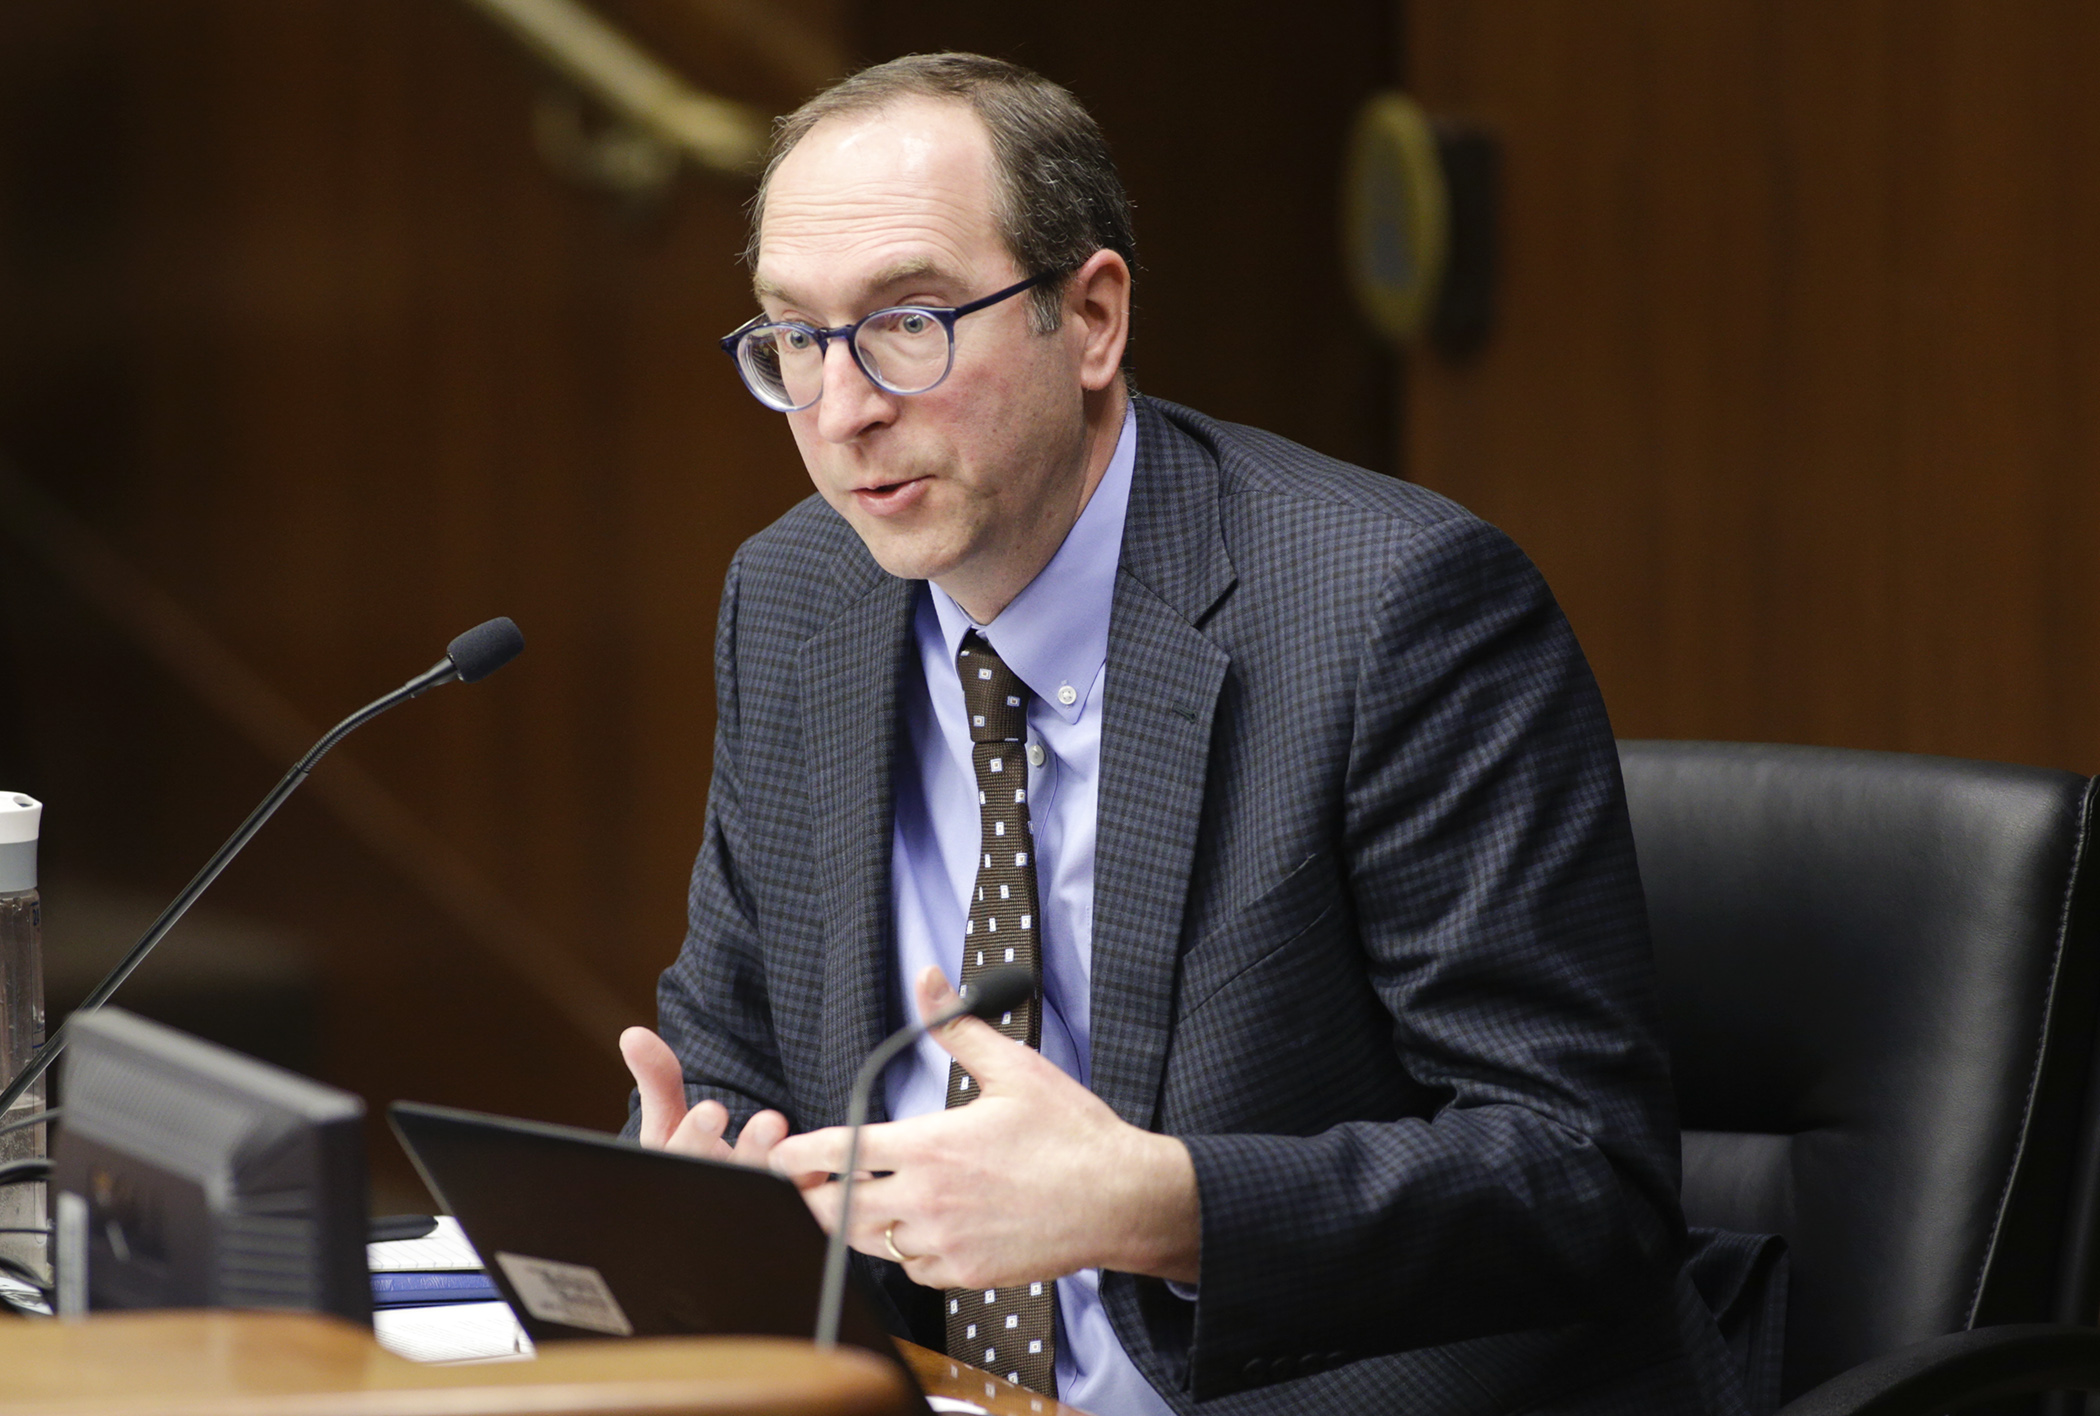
[747,53,1136,335]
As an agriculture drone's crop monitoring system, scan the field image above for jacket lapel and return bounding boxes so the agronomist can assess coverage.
[795,399,1234,1133]
[1090,399,1236,1129]
[803,550,917,1128]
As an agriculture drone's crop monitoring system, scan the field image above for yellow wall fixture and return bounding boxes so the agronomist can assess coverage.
[1343,92,1498,354]
[1344,92,1448,347]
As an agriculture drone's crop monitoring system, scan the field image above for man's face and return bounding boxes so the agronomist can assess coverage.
[754,98,1098,617]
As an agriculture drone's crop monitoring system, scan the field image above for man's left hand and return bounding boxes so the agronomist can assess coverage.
[767,966,1201,1291]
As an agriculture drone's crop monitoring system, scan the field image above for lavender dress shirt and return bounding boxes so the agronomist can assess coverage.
[884,409,1177,1416]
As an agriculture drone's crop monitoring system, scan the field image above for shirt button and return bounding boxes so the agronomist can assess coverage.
[1056,684,1077,706]
[1026,743,1046,768]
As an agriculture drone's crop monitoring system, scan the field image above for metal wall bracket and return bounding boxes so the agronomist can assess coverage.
[458,0,770,198]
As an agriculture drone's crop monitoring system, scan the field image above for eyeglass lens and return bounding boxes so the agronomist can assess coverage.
[738,309,954,410]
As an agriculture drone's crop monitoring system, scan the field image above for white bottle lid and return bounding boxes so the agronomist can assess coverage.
[0,795,41,845]
[0,794,40,893]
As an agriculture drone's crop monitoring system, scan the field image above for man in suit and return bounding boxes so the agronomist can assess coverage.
[622,53,1745,1415]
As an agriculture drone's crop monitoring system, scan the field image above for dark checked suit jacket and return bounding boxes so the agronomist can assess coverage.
[646,395,1750,1415]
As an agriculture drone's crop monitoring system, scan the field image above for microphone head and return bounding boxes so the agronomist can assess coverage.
[958,967,1034,1022]
[447,617,526,683]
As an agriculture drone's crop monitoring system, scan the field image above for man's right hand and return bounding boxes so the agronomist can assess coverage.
[620,1026,791,1167]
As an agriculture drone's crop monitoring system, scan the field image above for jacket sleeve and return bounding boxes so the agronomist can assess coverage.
[625,550,796,1141]
[1168,517,1685,1397]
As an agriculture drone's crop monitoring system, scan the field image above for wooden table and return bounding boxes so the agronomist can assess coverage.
[0,1313,1096,1416]
[0,1311,904,1416]
[895,1339,1092,1416]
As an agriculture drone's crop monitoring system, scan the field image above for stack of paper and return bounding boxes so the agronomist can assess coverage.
[367,1216,532,1364]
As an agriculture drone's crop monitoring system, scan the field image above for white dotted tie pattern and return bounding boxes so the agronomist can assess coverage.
[944,631,1056,1397]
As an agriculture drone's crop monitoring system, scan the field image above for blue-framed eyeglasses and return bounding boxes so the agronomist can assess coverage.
[720,272,1054,412]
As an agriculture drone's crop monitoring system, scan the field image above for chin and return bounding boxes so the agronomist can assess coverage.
[852,524,962,585]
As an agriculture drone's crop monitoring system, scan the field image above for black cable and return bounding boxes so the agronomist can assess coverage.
[0,1107,56,1139]
[0,1159,50,1188]
[0,1118,59,1316]
[0,1152,57,1317]
[0,1253,52,1306]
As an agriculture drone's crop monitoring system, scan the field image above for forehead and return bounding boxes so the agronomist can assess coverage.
[756,97,1009,304]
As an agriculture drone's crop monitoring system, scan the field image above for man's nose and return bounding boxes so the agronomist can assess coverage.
[812,336,896,443]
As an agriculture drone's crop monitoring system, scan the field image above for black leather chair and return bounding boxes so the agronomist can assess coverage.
[1620,740,2100,1415]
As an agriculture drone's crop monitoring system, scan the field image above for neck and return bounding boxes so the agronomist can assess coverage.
[945,379,1130,624]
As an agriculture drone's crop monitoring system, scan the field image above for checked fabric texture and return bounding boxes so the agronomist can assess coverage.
[646,396,1716,1411]
[944,630,1056,1396]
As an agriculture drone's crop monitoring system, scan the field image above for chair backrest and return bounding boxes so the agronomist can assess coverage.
[1620,740,2100,1400]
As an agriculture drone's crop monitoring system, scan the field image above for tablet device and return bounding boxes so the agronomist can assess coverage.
[387,1099,924,1400]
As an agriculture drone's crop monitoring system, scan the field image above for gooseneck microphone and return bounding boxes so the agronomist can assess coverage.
[0,617,526,1117]
[815,964,1035,1350]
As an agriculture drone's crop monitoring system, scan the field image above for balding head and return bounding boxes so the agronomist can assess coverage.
[750,53,1135,340]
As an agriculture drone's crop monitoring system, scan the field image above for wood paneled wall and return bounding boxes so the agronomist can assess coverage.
[0,0,1397,1204]
[1404,2,2100,773]
[13,0,2096,1208]
[857,0,1400,475]
[0,0,835,1201]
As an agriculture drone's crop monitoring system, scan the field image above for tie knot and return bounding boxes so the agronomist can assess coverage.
[957,632,1029,742]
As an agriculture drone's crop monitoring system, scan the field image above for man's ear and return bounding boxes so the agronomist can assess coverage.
[1065,248,1132,392]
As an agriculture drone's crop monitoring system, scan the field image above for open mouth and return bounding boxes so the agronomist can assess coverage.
[852,476,930,514]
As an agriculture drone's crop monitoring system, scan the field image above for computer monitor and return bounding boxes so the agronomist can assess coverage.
[50,1007,369,1323]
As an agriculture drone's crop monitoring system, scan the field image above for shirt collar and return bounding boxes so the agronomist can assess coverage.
[931,403,1136,723]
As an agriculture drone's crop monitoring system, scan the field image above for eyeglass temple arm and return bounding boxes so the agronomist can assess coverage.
[719,268,1057,358]
[950,270,1054,318]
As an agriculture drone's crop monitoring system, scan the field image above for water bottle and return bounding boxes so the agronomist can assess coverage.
[0,793,44,1280]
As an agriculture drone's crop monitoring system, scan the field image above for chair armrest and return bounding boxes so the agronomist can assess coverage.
[1778,1323,2100,1416]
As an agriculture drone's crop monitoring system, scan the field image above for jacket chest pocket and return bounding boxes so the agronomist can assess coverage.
[1175,849,1345,1020]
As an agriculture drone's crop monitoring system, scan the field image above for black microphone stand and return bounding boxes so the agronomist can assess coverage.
[0,619,523,1118]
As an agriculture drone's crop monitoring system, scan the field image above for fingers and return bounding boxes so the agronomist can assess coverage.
[769,1124,852,1187]
[913,965,1051,1098]
[770,1118,920,1188]
[913,964,960,1023]
[662,1098,734,1160]
[733,1108,791,1166]
[620,1026,691,1150]
[620,1027,792,1166]
[799,1175,844,1230]
[793,1175,921,1279]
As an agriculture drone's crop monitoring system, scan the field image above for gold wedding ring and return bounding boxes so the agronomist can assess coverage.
[883,1220,921,1264]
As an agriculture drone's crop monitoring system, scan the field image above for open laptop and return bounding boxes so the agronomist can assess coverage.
[387,1100,938,1405]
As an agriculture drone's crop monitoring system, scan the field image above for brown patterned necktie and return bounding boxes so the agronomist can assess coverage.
[944,630,1057,1397]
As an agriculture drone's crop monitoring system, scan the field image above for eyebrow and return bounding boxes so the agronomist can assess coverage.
[751,257,962,310]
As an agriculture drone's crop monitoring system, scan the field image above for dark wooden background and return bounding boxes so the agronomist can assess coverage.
[0,1,2094,1205]
[1405,1,2100,769]
[0,0,1394,1203]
